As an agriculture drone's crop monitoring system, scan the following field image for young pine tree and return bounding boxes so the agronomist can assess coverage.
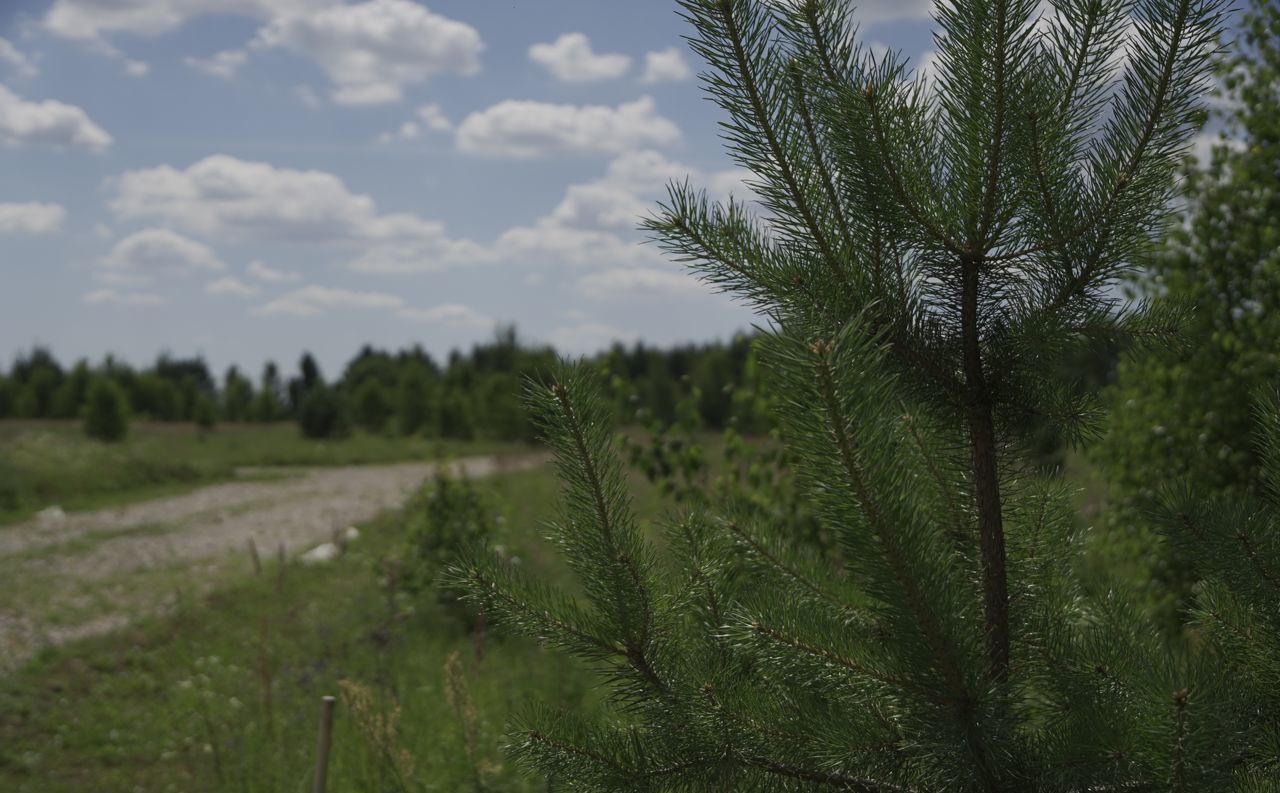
[83,377,129,443]
[452,0,1233,789]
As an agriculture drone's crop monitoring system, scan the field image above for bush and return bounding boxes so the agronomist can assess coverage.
[83,378,129,442]
[353,379,393,433]
[297,387,350,439]
[193,395,217,432]
[399,472,494,610]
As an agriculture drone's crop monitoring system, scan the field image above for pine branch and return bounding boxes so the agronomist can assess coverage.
[808,337,970,698]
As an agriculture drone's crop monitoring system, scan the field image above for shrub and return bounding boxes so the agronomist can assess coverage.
[193,394,217,432]
[400,472,494,611]
[83,377,129,443]
[297,387,350,440]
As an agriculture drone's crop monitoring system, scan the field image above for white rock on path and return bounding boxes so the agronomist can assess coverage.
[299,542,341,565]
[35,506,66,526]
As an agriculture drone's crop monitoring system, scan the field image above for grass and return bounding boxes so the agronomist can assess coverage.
[0,463,666,792]
[0,420,526,526]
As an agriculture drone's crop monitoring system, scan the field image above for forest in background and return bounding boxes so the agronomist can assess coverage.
[0,328,772,441]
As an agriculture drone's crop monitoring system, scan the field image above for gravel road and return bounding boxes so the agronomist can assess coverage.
[0,453,543,670]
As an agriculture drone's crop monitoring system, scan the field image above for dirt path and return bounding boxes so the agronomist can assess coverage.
[0,453,543,670]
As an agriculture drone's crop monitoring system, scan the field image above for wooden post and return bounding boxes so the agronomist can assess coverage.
[248,538,262,575]
[312,695,336,793]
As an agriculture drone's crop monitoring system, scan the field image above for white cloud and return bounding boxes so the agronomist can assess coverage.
[0,202,66,235]
[109,154,487,273]
[123,58,150,76]
[110,155,381,241]
[0,37,38,77]
[247,260,300,282]
[456,96,681,158]
[254,284,403,316]
[543,149,749,231]
[474,149,750,271]
[544,322,638,355]
[493,225,661,267]
[529,33,629,82]
[639,47,691,84]
[83,288,162,306]
[415,103,453,132]
[43,0,329,40]
[101,228,225,274]
[763,0,933,25]
[377,121,422,144]
[0,84,112,151]
[397,303,492,328]
[205,276,259,297]
[376,103,452,143]
[251,0,484,105]
[185,49,247,78]
[577,267,705,300]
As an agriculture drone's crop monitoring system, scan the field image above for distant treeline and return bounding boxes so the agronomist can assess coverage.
[0,328,767,441]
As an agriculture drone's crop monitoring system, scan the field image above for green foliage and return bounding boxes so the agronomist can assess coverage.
[1097,0,1280,498]
[353,377,394,433]
[1147,393,1280,785]
[297,387,350,440]
[396,364,436,436]
[452,0,1233,788]
[1091,0,1280,618]
[221,366,253,422]
[0,470,589,793]
[192,395,217,432]
[621,364,827,553]
[398,472,496,612]
[82,378,129,443]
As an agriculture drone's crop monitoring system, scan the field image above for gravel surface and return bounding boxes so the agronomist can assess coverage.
[0,453,543,670]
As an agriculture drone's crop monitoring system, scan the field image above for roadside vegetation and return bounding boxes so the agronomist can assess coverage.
[0,421,519,526]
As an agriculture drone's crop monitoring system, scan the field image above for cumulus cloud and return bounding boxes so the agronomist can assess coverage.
[639,47,691,84]
[110,154,488,273]
[0,37,38,77]
[529,33,629,82]
[110,155,383,241]
[205,276,259,297]
[83,288,163,305]
[456,96,681,158]
[0,84,112,151]
[376,103,452,143]
[247,260,300,282]
[577,267,705,300]
[398,303,493,328]
[544,322,638,355]
[255,284,403,316]
[493,226,661,267]
[543,148,750,231]
[0,202,66,235]
[763,0,933,25]
[251,0,484,105]
[184,49,247,78]
[482,149,750,269]
[101,228,225,274]
[43,0,328,40]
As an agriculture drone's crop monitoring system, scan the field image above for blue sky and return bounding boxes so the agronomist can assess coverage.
[0,0,1227,377]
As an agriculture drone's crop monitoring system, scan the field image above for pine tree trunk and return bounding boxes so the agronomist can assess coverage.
[961,254,1010,681]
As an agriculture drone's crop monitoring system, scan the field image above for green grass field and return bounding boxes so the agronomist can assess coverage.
[0,462,667,792]
[0,420,525,526]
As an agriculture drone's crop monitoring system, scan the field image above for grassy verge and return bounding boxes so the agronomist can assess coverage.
[0,420,525,526]
[0,464,664,792]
